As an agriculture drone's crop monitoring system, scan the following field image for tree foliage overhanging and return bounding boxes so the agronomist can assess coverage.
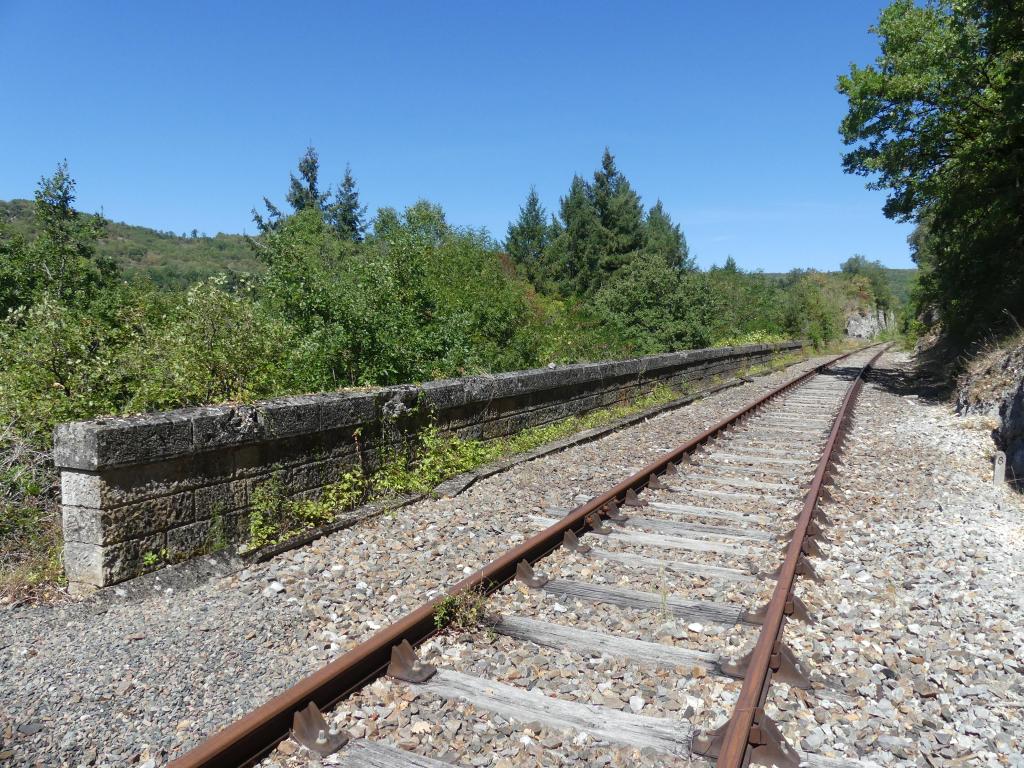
[838,0,1024,339]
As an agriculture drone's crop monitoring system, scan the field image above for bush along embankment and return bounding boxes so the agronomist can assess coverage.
[0,151,885,599]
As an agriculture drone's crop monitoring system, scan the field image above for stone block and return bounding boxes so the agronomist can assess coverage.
[259,395,321,439]
[192,404,269,451]
[113,492,194,542]
[62,506,105,545]
[319,391,377,431]
[105,533,168,584]
[65,532,166,587]
[417,379,469,412]
[286,461,328,492]
[166,520,213,559]
[63,541,105,587]
[194,480,248,520]
[61,471,101,509]
[53,410,195,470]
[73,453,234,508]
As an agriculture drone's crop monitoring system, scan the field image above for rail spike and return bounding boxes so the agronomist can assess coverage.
[515,559,549,589]
[805,520,831,544]
[623,488,646,508]
[719,641,811,689]
[387,639,436,683]
[801,536,825,559]
[764,554,822,584]
[604,502,628,523]
[562,529,591,554]
[742,594,812,626]
[291,701,348,756]
[585,511,613,534]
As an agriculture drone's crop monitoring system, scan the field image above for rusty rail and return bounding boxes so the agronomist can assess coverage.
[168,345,877,768]
[700,345,887,768]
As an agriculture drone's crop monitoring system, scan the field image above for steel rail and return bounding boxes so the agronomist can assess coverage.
[709,344,887,768]
[168,344,877,768]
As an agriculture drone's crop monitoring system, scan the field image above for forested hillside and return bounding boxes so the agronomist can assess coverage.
[764,267,916,307]
[0,199,259,287]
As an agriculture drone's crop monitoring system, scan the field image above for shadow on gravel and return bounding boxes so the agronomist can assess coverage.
[866,352,952,404]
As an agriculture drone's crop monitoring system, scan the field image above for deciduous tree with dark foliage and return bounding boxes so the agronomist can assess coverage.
[838,0,1024,338]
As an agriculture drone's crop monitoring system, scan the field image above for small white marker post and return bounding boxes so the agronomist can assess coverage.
[993,451,1006,486]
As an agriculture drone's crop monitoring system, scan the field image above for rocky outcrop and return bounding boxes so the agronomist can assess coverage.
[955,336,1024,486]
[846,308,893,339]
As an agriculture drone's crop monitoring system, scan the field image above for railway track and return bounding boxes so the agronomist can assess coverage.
[170,344,886,768]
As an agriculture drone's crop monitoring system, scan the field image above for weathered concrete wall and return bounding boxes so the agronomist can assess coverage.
[54,342,802,590]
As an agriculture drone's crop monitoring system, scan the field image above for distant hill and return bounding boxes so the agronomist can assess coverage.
[0,199,261,288]
[881,268,917,305]
[761,266,918,306]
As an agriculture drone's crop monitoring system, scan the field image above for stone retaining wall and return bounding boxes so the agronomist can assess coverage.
[54,342,802,590]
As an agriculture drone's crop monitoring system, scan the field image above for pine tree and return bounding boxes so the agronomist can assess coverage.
[644,200,694,271]
[548,175,603,295]
[286,146,328,214]
[326,165,367,242]
[592,148,645,276]
[505,187,551,282]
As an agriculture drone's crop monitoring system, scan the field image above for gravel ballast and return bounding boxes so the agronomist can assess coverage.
[773,352,1024,767]
[12,347,1018,768]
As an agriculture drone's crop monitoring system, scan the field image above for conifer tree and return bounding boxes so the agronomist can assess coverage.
[644,200,694,271]
[505,187,551,282]
[286,146,328,214]
[326,165,367,242]
[592,148,645,276]
[27,162,114,303]
[548,175,603,295]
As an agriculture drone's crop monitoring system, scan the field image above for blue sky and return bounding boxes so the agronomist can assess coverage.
[0,1,913,271]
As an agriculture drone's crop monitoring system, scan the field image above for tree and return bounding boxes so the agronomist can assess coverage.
[255,148,367,242]
[840,254,894,312]
[0,226,30,316]
[547,175,603,295]
[286,145,328,214]
[592,148,645,276]
[838,0,1024,337]
[326,165,367,242]
[505,187,552,282]
[593,252,711,354]
[644,200,694,271]
[21,162,115,305]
